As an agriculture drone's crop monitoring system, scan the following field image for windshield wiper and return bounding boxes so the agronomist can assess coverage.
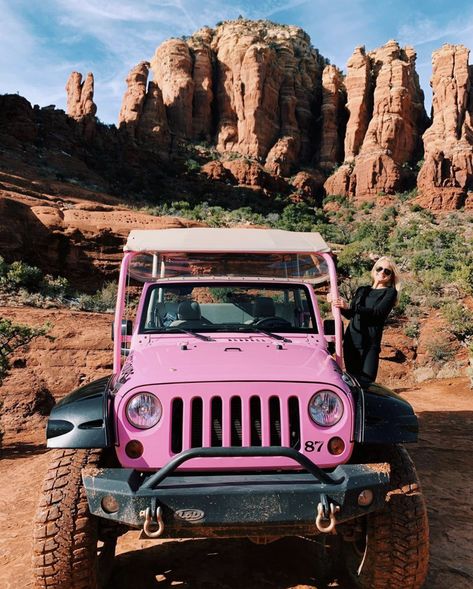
[166,328,214,342]
[238,325,292,343]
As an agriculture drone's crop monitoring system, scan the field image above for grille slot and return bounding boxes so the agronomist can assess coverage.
[170,394,301,453]
[269,396,281,446]
[230,396,242,446]
[171,398,183,454]
[288,396,301,450]
[211,397,223,446]
[250,396,262,446]
[191,397,203,448]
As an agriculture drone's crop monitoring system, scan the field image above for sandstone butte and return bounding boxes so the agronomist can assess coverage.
[417,44,473,209]
[11,19,473,208]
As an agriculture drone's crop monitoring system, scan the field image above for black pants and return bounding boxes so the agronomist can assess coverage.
[343,336,380,383]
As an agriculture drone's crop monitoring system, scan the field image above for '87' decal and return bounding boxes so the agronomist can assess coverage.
[304,441,324,452]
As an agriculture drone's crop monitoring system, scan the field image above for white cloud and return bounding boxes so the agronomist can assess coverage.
[398,13,473,47]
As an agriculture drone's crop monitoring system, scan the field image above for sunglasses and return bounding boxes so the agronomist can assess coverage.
[375,266,393,277]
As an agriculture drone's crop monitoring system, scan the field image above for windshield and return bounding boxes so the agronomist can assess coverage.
[140,282,317,334]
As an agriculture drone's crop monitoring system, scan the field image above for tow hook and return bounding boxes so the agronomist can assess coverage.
[315,497,340,533]
[141,506,165,538]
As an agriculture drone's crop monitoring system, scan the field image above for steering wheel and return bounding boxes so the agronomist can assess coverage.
[253,317,291,328]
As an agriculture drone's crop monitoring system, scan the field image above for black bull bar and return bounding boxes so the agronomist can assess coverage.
[83,446,390,538]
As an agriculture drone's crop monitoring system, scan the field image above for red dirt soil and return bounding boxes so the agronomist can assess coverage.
[0,378,472,588]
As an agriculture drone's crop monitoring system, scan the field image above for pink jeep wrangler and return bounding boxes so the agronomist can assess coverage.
[33,228,429,589]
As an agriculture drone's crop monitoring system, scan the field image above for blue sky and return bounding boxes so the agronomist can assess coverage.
[2,0,473,124]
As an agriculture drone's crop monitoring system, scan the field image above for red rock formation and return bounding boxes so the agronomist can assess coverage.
[65,71,97,139]
[211,20,323,166]
[344,46,372,160]
[325,41,428,199]
[137,81,170,149]
[0,95,37,144]
[151,39,195,138]
[200,161,233,183]
[189,31,214,140]
[118,62,150,135]
[318,65,345,170]
[118,62,170,149]
[265,137,297,176]
[417,44,473,209]
[145,20,325,173]
[222,159,287,192]
[290,170,324,202]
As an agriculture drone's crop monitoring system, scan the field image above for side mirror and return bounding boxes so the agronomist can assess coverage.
[111,319,133,341]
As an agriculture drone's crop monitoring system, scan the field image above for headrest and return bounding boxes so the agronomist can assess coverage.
[177,300,201,320]
[253,296,275,318]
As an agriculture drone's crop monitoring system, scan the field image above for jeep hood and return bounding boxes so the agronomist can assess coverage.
[119,336,341,388]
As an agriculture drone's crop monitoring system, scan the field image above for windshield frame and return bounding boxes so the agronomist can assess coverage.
[138,280,319,335]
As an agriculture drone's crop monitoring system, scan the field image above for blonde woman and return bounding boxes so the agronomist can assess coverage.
[330,257,401,383]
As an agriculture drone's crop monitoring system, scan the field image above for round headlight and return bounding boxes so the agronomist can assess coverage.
[308,390,344,427]
[126,392,162,429]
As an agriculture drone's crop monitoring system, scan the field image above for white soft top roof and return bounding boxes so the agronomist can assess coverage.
[124,228,330,254]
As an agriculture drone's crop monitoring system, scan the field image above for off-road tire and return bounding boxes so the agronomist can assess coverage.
[32,449,116,589]
[340,445,429,589]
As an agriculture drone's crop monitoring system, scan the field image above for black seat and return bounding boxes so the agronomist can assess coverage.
[170,301,210,328]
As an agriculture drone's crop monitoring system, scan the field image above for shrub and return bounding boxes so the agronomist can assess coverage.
[353,220,391,251]
[2,261,43,291]
[185,158,201,172]
[337,242,372,277]
[424,335,455,363]
[76,282,117,313]
[391,290,412,317]
[441,302,473,341]
[404,320,420,339]
[452,263,473,294]
[275,203,322,232]
[0,318,50,385]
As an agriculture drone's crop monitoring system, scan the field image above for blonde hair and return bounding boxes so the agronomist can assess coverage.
[370,256,401,293]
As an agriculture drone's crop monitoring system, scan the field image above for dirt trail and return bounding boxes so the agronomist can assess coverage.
[0,378,472,589]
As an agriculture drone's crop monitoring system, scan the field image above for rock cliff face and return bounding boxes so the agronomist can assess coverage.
[417,44,473,209]
[325,41,428,198]
[126,20,327,174]
[6,19,473,209]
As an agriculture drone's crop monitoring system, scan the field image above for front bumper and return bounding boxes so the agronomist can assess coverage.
[83,447,390,538]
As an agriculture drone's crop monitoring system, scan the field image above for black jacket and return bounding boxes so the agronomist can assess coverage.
[341,286,397,349]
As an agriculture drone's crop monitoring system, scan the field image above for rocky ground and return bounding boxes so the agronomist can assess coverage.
[0,375,471,588]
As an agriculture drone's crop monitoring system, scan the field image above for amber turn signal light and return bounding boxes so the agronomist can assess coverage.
[328,436,345,455]
[125,439,144,459]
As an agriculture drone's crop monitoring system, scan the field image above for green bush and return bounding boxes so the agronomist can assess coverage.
[337,242,372,277]
[77,282,117,313]
[2,261,43,291]
[404,320,420,339]
[452,263,473,294]
[353,220,391,251]
[0,318,50,385]
[441,302,473,341]
[425,335,455,363]
[185,158,201,172]
[391,289,412,317]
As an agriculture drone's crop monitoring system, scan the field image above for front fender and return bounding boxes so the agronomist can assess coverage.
[362,382,418,443]
[46,376,113,448]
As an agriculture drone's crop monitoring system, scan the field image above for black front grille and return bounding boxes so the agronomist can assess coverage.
[170,394,301,453]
